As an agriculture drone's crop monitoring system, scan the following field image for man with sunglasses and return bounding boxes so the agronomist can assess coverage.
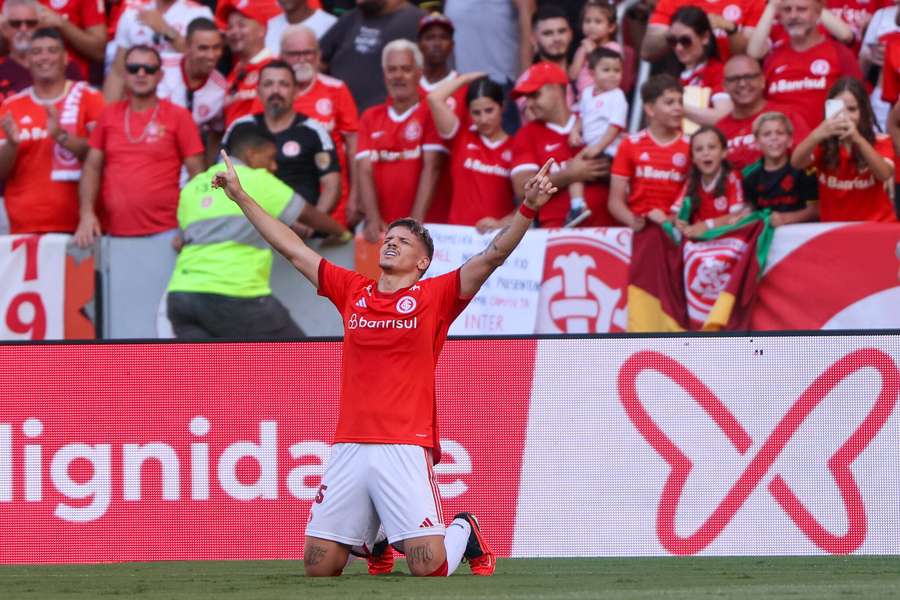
[75,44,205,247]
[0,27,103,235]
[715,54,810,171]
[0,0,81,103]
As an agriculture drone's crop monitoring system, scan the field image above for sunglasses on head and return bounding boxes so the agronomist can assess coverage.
[8,19,38,29]
[125,63,160,75]
[665,35,694,48]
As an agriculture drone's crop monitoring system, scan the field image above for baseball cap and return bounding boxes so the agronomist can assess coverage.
[216,0,281,28]
[418,12,454,37]
[512,62,569,98]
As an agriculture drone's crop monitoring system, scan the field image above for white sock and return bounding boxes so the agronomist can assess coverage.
[444,517,471,576]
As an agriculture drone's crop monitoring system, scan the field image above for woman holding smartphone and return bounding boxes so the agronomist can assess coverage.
[791,77,898,223]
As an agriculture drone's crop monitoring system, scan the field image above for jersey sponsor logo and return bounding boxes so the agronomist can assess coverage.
[463,156,510,177]
[545,143,561,152]
[347,313,418,330]
[396,295,417,314]
[404,120,422,141]
[810,59,831,76]
[726,133,756,151]
[768,76,826,94]
[419,517,435,528]
[315,97,333,116]
[373,147,422,162]
[819,173,877,191]
[355,297,367,308]
[282,141,300,157]
[635,165,686,182]
[723,4,742,22]
[672,152,687,168]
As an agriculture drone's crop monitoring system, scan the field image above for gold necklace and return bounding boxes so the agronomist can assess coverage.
[124,102,161,144]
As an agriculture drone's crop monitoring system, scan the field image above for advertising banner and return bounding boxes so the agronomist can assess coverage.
[0,335,897,563]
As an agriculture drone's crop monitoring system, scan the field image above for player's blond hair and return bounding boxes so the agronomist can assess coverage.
[752,112,793,138]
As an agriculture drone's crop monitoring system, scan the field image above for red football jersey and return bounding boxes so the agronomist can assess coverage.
[672,170,746,222]
[445,125,515,226]
[650,0,763,61]
[611,129,690,216]
[0,83,104,233]
[763,39,863,129]
[356,101,447,224]
[317,260,471,459]
[510,115,613,228]
[716,101,811,172]
[828,0,887,51]
[813,134,898,223]
[89,99,205,235]
[224,49,273,127]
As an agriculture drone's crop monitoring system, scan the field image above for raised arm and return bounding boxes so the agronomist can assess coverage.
[214,150,324,287]
[427,72,483,138]
[459,158,557,298]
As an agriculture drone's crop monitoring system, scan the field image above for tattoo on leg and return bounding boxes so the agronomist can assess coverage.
[405,543,434,567]
[305,544,328,566]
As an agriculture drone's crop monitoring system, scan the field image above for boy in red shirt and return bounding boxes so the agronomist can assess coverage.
[609,73,690,230]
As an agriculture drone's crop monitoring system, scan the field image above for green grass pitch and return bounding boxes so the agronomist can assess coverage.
[1,556,898,599]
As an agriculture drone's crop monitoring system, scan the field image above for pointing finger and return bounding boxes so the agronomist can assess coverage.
[219,149,235,172]
[536,157,555,179]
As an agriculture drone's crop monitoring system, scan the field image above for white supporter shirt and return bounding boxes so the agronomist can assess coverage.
[157,62,226,133]
[113,0,213,76]
[577,86,627,155]
[265,9,338,55]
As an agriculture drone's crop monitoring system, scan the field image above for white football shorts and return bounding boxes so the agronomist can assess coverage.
[305,443,445,547]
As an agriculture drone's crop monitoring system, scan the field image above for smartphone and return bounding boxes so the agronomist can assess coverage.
[825,98,845,119]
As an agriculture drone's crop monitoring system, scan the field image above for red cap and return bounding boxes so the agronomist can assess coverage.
[216,0,281,28]
[512,62,569,98]
[418,12,455,37]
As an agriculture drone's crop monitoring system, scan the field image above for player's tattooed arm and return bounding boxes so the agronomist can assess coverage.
[459,159,557,298]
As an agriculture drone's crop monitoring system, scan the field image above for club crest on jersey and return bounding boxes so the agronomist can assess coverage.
[404,121,422,141]
[316,98,333,116]
[198,104,210,118]
[810,59,830,76]
[672,152,687,168]
[502,150,512,162]
[396,295,417,314]
[245,71,259,86]
[723,4,742,22]
[282,141,301,157]
[714,196,728,212]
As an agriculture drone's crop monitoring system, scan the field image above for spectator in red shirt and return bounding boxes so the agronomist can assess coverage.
[22,0,106,80]
[668,6,731,127]
[222,1,275,126]
[355,39,447,242]
[609,74,690,230]
[0,0,82,103]
[427,72,515,230]
[791,77,897,222]
[716,54,810,172]
[0,27,103,234]
[278,23,359,227]
[75,44,206,246]
[753,0,863,129]
[510,61,613,228]
[643,0,760,62]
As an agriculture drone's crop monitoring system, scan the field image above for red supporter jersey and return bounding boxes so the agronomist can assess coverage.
[316,260,471,459]
[671,170,745,221]
[224,49,274,127]
[445,125,515,226]
[828,0,887,50]
[649,0,762,61]
[419,71,468,124]
[763,39,863,129]
[89,99,204,235]
[0,82,104,233]
[356,101,447,224]
[879,31,900,104]
[611,129,690,216]
[812,134,898,222]
[715,101,811,172]
[292,74,359,226]
[510,115,613,228]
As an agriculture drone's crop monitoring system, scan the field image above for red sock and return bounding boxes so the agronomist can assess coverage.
[427,560,449,577]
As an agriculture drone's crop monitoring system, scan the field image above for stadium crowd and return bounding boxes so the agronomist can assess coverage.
[0,0,899,335]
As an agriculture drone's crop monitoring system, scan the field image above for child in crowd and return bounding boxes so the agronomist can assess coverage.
[610,74,690,230]
[741,112,819,226]
[671,126,745,238]
[569,0,623,96]
[566,47,628,226]
[791,77,896,223]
